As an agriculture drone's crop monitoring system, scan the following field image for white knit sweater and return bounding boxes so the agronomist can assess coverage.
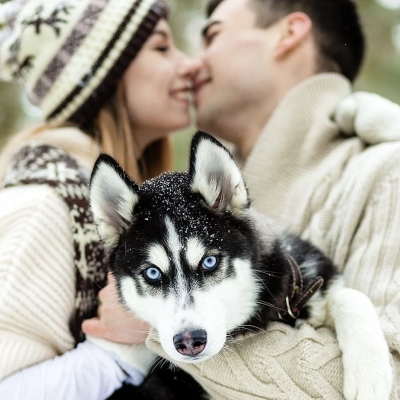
[0,129,102,380]
[0,127,102,380]
[0,184,76,378]
[147,74,400,399]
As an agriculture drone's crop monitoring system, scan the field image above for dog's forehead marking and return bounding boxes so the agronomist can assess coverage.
[147,243,170,273]
[186,237,205,270]
[165,216,181,266]
[165,216,188,297]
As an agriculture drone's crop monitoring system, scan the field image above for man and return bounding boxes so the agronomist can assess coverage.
[146,0,400,398]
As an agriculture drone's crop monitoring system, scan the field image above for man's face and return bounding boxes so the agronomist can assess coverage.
[194,0,280,135]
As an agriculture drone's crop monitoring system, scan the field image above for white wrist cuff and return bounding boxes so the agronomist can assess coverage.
[86,336,156,382]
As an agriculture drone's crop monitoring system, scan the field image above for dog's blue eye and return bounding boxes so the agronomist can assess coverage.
[202,256,218,271]
[144,267,162,283]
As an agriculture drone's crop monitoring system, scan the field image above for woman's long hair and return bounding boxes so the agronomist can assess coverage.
[0,82,173,183]
[94,81,172,183]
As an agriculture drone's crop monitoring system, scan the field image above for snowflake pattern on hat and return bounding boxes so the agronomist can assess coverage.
[2,1,77,81]
[21,3,73,36]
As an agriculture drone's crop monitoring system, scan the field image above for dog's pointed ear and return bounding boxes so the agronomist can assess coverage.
[189,132,250,215]
[89,154,139,252]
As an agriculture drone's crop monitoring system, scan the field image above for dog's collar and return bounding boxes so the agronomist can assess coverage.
[278,255,324,323]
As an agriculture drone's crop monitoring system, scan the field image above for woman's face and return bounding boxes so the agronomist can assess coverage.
[123,20,200,141]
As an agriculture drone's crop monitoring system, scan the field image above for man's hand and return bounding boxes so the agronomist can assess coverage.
[82,273,150,344]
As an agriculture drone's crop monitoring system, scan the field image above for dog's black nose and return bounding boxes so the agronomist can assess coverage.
[173,329,207,357]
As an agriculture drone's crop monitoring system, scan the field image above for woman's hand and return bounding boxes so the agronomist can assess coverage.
[82,273,150,344]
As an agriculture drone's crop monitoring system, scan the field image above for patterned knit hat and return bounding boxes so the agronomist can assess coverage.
[0,0,167,125]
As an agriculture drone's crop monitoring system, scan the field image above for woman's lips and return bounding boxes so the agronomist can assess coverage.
[170,86,192,104]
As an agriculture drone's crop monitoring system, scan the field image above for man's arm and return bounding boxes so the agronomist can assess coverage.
[147,322,347,400]
[147,151,400,400]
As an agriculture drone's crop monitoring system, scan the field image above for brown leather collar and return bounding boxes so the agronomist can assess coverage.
[277,255,324,323]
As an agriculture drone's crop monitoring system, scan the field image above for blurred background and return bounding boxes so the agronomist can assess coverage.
[0,0,399,170]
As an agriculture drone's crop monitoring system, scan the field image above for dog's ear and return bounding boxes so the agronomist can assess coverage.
[89,154,139,252]
[189,132,250,215]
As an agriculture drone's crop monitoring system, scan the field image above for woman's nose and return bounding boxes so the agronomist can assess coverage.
[178,56,202,80]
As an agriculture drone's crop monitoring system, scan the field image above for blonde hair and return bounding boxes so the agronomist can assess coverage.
[0,82,172,183]
[93,81,172,182]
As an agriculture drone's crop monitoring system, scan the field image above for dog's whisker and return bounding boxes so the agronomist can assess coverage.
[218,343,234,356]
[252,310,263,323]
[150,357,164,373]
[167,362,178,372]
[94,280,105,290]
[254,276,281,305]
[257,300,287,313]
[234,324,267,335]
[253,269,286,279]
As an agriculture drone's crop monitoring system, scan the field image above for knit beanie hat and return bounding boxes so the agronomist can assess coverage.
[0,0,167,126]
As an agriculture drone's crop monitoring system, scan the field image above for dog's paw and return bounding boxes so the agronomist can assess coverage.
[342,340,393,400]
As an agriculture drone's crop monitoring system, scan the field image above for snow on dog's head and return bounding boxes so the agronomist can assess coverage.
[89,132,261,363]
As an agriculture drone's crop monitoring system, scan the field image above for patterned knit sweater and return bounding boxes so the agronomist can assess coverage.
[147,74,400,399]
[0,128,103,380]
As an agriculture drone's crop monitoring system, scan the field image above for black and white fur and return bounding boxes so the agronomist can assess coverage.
[90,132,392,400]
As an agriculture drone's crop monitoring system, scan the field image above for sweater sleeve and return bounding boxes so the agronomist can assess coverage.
[147,323,348,400]
[342,152,400,357]
[0,184,77,380]
[0,340,143,400]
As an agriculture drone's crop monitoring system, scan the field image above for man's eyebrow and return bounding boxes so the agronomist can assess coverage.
[202,21,222,38]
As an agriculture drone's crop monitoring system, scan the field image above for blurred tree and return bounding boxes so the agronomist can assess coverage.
[356,0,400,103]
[0,81,23,147]
[0,0,30,148]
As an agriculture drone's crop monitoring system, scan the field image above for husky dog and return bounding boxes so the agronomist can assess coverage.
[90,132,392,400]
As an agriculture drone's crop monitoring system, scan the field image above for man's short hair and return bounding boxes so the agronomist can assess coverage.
[206,0,365,82]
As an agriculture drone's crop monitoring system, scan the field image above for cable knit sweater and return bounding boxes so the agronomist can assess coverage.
[147,74,400,399]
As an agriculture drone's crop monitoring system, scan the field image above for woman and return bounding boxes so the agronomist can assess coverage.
[0,0,200,398]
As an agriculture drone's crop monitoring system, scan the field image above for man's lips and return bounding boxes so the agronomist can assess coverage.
[193,78,211,94]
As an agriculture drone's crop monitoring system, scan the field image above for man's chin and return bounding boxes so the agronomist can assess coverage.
[195,108,212,133]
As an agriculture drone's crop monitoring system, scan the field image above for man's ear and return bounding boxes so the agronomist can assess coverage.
[189,132,250,216]
[274,12,313,59]
[89,154,139,252]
